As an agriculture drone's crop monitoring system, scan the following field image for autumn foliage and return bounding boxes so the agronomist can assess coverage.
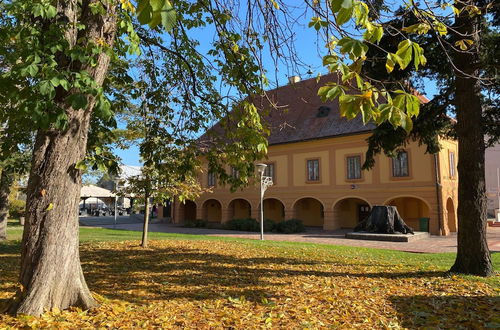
[1,238,498,328]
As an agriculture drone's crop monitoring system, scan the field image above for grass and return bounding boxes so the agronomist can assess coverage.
[1,221,499,328]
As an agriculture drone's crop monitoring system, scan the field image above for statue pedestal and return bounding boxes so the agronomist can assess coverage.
[345,231,430,242]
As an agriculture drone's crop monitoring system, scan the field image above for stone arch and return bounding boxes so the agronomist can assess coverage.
[446,197,457,232]
[333,197,372,229]
[263,198,285,222]
[228,198,252,220]
[179,200,197,222]
[384,196,431,231]
[202,199,222,223]
[293,197,324,227]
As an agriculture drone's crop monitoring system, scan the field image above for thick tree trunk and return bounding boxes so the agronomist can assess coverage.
[450,4,493,276]
[141,194,150,248]
[7,0,117,315]
[354,205,414,234]
[0,169,12,241]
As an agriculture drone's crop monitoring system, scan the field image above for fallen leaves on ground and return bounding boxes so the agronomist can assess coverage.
[0,239,499,328]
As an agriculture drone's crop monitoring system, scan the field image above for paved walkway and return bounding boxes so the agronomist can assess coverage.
[90,222,500,254]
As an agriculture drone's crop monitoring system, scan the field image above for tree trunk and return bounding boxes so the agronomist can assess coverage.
[450,4,493,276]
[7,0,117,316]
[0,169,13,241]
[141,194,150,248]
[354,205,414,234]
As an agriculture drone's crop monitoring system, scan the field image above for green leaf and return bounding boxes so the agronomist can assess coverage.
[393,93,420,118]
[46,203,54,211]
[337,38,368,59]
[75,160,88,171]
[401,113,413,132]
[150,0,165,11]
[32,3,44,18]
[339,94,361,119]
[402,23,431,35]
[376,104,394,124]
[69,94,88,110]
[50,76,60,87]
[318,85,344,102]
[27,64,39,77]
[331,0,353,13]
[395,39,413,69]
[39,81,55,96]
[336,6,353,25]
[46,5,57,18]
[137,1,153,24]
[160,0,177,31]
[411,43,425,70]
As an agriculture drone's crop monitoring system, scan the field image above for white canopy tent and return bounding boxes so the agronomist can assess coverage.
[81,185,115,198]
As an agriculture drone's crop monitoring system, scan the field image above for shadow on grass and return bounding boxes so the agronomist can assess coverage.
[80,244,447,304]
[389,295,500,328]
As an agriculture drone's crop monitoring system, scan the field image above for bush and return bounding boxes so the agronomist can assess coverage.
[224,218,277,232]
[274,219,305,234]
[225,218,259,232]
[183,219,207,228]
[263,218,276,232]
[8,199,26,218]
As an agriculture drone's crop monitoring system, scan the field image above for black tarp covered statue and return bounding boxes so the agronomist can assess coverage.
[354,205,414,234]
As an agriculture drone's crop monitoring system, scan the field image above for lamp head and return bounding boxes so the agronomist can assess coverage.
[255,163,267,175]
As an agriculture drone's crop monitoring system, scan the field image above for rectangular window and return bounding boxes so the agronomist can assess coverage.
[392,151,409,177]
[263,163,275,181]
[231,167,240,179]
[449,151,456,177]
[307,159,320,181]
[346,155,362,180]
[207,172,216,187]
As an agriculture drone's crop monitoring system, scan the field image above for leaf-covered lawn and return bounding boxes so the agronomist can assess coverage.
[1,234,499,328]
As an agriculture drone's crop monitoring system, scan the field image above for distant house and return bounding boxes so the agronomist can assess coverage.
[165,74,459,235]
[485,143,500,217]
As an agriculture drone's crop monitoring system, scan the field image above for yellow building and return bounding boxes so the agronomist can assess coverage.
[167,75,459,235]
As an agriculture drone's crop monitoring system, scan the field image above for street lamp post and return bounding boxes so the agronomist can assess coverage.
[255,163,273,240]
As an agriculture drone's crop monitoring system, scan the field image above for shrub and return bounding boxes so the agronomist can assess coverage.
[274,219,305,234]
[225,218,276,232]
[183,219,207,228]
[263,218,276,232]
[9,199,26,218]
[206,222,224,229]
[225,218,259,232]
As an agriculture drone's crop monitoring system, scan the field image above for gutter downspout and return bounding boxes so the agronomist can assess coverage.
[434,154,444,235]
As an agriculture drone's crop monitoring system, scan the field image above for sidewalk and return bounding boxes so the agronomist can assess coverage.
[91,222,500,254]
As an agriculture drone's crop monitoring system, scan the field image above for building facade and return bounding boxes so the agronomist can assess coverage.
[167,75,459,235]
[485,143,500,217]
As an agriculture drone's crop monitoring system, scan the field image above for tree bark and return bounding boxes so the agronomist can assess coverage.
[450,3,493,276]
[354,205,414,234]
[0,169,13,241]
[7,0,118,316]
[141,194,150,248]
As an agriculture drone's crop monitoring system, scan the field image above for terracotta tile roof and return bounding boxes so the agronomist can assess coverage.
[253,74,374,145]
[201,73,429,146]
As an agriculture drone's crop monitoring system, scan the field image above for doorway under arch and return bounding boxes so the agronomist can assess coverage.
[446,198,457,232]
[333,197,371,228]
[202,199,222,223]
[179,200,197,222]
[263,198,285,222]
[293,197,324,227]
[386,196,430,231]
[228,198,252,219]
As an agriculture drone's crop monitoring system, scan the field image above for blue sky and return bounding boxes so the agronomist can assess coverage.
[114,5,439,167]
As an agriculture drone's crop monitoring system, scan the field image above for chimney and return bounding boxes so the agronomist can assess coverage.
[288,75,301,84]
